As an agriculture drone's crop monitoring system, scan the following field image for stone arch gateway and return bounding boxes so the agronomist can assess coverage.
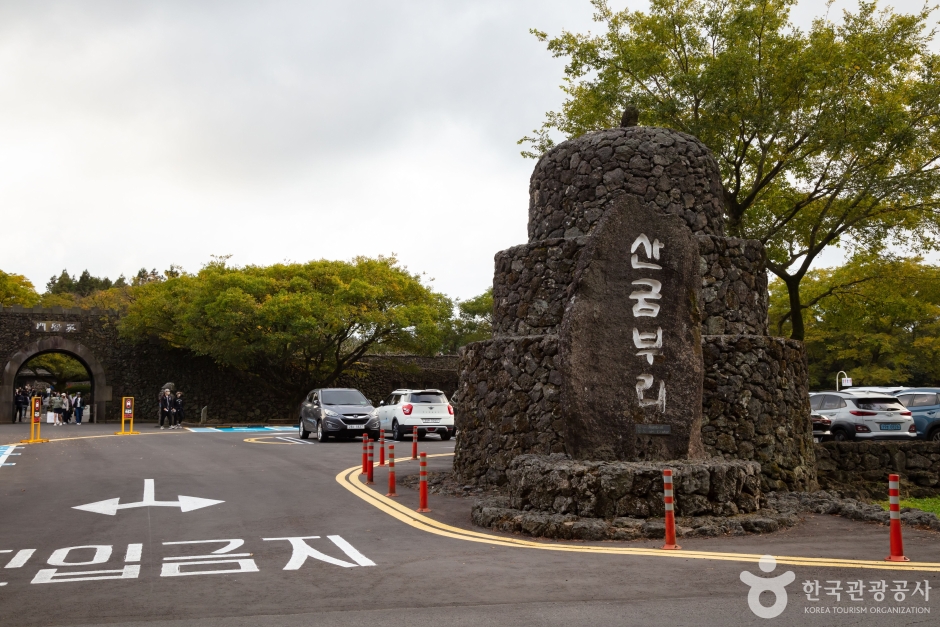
[1,336,111,423]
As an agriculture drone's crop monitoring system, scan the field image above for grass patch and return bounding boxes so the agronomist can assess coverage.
[879,496,940,516]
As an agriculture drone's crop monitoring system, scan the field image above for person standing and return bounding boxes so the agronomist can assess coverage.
[72,392,85,426]
[171,391,184,429]
[62,392,72,424]
[159,388,174,430]
[51,392,64,426]
[13,388,26,423]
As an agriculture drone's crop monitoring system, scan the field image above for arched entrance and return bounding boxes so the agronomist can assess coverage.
[1,338,112,423]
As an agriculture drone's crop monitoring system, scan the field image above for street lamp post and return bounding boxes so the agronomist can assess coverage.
[836,371,849,392]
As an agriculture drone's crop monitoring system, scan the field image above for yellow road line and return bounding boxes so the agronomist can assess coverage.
[336,456,940,573]
[5,430,185,446]
[244,436,292,444]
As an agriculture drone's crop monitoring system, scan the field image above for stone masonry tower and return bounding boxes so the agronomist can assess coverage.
[454,122,816,492]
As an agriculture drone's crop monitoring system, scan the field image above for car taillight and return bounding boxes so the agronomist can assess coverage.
[402,404,413,416]
[901,411,912,416]
[909,424,917,433]
[855,424,871,433]
[850,410,877,416]
[819,418,831,426]
[447,405,454,415]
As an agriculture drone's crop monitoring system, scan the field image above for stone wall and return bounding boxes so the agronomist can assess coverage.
[698,236,768,336]
[702,335,817,492]
[507,454,762,518]
[453,336,563,485]
[815,441,940,499]
[528,127,726,241]
[0,306,458,423]
[492,238,584,337]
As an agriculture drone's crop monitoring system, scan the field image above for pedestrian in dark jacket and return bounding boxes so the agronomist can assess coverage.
[171,392,184,429]
[72,392,85,425]
[14,388,26,423]
[159,389,174,430]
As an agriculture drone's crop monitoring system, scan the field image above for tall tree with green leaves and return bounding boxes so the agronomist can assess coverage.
[521,0,940,339]
[120,257,452,403]
[0,270,40,307]
[769,255,940,388]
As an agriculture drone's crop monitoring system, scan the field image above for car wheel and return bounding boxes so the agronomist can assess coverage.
[832,429,849,442]
[929,428,940,442]
[317,420,329,442]
[440,431,452,441]
[299,420,310,440]
[392,420,403,441]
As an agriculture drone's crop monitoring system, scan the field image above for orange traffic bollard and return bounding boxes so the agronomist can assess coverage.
[885,474,909,562]
[367,439,375,484]
[386,444,398,497]
[417,452,430,512]
[412,426,418,459]
[662,469,681,550]
[361,434,368,475]
[378,429,386,466]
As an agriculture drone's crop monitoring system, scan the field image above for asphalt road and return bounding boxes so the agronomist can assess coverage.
[1,422,939,627]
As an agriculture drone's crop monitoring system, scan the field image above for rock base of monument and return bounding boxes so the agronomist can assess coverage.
[506,454,762,518]
[471,489,940,540]
[471,497,796,541]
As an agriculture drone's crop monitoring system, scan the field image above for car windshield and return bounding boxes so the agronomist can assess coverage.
[321,390,370,406]
[409,392,447,404]
[854,397,904,411]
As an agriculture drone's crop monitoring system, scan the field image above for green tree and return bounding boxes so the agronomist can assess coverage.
[20,353,90,391]
[769,255,940,388]
[522,0,940,340]
[0,270,41,307]
[120,257,452,404]
[441,289,493,353]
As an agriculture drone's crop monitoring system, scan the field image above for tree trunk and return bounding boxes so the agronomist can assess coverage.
[784,275,805,341]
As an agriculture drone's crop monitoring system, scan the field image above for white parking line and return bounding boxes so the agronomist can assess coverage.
[0,445,22,467]
[276,437,313,445]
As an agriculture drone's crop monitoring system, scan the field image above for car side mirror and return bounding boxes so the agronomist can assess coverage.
[379,401,384,406]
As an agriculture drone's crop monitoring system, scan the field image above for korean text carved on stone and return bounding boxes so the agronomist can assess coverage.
[630,234,665,412]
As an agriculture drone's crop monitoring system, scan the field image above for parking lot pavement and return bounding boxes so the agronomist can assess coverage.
[1,423,938,627]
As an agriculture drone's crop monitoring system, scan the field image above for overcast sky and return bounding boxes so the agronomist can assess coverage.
[0,0,934,299]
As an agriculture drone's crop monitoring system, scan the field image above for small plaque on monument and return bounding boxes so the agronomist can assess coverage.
[636,424,672,435]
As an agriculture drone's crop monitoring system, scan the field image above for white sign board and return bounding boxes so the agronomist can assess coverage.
[841,377,853,387]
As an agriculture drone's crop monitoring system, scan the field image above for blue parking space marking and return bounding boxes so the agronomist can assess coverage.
[0,445,23,467]
[185,426,297,433]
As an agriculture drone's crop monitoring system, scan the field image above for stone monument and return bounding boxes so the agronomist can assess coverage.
[454,116,816,504]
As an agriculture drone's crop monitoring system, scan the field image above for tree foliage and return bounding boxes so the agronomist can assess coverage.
[0,270,41,307]
[120,257,453,401]
[21,353,90,391]
[769,255,940,388]
[522,0,940,339]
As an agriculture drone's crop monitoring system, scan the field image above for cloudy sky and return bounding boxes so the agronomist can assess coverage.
[0,0,934,300]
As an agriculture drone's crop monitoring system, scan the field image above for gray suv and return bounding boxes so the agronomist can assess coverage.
[298,388,379,442]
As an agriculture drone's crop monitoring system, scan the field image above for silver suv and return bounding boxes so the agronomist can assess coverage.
[809,392,916,441]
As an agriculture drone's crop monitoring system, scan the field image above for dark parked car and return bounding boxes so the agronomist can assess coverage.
[298,388,379,442]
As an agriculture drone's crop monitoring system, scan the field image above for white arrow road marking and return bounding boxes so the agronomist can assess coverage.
[73,479,224,516]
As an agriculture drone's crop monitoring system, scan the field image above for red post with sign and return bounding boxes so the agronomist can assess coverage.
[115,397,140,435]
[20,396,49,444]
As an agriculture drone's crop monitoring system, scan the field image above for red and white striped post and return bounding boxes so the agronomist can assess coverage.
[885,474,909,562]
[378,429,386,466]
[412,426,418,459]
[662,469,681,550]
[386,444,398,497]
[361,434,368,475]
[367,438,375,484]
[417,452,431,512]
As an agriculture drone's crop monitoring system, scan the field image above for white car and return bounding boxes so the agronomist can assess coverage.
[376,389,455,441]
[809,391,916,441]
